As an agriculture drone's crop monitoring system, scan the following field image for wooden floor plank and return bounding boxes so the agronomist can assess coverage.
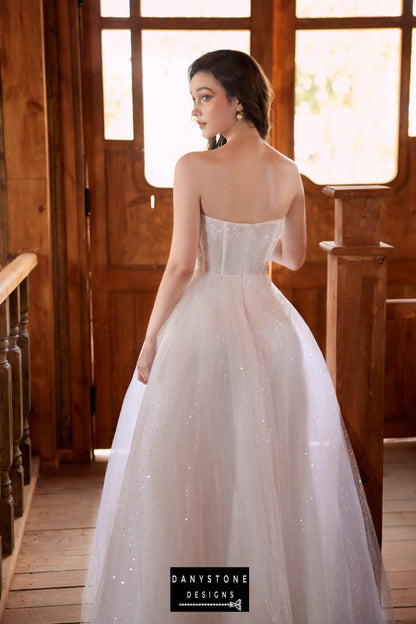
[392,588,416,608]
[17,528,95,557]
[25,494,100,531]
[14,554,89,574]
[383,525,416,541]
[383,540,416,571]
[382,440,416,624]
[383,511,416,527]
[6,586,83,609]
[384,499,416,513]
[2,604,81,624]
[387,570,416,590]
[11,569,87,591]
[392,606,416,624]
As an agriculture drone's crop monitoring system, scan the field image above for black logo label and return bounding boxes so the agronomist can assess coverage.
[170,567,249,612]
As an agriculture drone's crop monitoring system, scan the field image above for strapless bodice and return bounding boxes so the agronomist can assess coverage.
[196,213,285,276]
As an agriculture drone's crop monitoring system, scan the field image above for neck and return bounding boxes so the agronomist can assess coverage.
[223,120,262,146]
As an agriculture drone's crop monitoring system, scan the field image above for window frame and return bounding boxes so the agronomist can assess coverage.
[274,0,414,190]
[97,0,274,192]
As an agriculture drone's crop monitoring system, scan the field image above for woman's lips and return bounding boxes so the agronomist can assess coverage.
[197,121,207,128]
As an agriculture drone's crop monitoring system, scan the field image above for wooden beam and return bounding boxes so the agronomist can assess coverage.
[272,0,296,156]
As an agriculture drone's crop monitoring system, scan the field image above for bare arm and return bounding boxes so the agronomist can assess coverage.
[272,169,306,271]
[137,155,200,383]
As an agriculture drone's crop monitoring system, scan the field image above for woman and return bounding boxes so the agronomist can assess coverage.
[82,50,393,623]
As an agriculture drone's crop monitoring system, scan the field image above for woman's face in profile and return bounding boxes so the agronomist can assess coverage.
[190,71,240,139]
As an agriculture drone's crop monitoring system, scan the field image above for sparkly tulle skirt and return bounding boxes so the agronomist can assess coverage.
[81,270,394,623]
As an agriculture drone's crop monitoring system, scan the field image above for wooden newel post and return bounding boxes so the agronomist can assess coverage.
[320,185,394,546]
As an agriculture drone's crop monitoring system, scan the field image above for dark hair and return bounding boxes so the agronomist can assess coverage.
[188,49,274,150]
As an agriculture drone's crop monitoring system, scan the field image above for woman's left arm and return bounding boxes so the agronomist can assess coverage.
[137,154,200,384]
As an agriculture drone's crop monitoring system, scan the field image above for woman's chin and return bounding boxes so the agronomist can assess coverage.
[199,126,210,137]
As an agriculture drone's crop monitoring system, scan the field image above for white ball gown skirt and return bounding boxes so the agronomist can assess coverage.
[81,214,394,623]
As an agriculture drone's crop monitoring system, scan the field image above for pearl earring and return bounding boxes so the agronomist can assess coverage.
[236,110,243,121]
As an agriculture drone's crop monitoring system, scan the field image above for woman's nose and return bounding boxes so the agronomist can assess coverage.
[191,101,199,117]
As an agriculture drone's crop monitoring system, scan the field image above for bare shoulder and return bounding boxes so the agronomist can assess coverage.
[175,150,211,171]
[175,151,212,187]
[264,143,300,175]
[262,144,303,198]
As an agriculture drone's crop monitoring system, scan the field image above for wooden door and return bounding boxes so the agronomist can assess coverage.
[81,0,273,448]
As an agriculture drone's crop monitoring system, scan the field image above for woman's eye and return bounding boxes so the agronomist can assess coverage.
[201,95,211,101]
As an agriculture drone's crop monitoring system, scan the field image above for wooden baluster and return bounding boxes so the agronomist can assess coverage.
[7,288,24,517]
[320,185,394,545]
[0,299,14,554]
[18,277,31,484]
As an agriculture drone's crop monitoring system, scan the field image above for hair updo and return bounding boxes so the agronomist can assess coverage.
[188,49,274,150]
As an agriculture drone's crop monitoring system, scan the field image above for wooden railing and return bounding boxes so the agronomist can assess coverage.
[0,252,37,581]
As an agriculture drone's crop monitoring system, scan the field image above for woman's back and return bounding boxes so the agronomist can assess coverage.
[188,137,302,224]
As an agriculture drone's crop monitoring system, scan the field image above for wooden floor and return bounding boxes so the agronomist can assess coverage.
[1,440,415,624]
[381,440,416,623]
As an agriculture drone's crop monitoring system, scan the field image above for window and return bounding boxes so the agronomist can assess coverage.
[100,0,129,18]
[99,0,254,187]
[101,30,134,140]
[295,28,400,184]
[296,0,401,18]
[140,0,250,18]
[294,1,404,185]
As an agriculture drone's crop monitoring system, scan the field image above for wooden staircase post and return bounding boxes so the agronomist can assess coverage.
[320,185,394,545]
[18,277,32,485]
[0,299,14,555]
[7,288,24,518]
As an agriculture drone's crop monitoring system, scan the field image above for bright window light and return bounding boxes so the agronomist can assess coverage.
[141,0,250,18]
[295,29,401,184]
[296,0,401,18]
[101,30,134,140]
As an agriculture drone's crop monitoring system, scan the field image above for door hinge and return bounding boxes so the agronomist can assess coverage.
[85,187,91,217]
[90,384,96,417]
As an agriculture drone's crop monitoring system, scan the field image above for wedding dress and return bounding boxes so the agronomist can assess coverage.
[81,212,394,623]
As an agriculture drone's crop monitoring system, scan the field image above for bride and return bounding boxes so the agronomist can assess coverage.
[82,49,394,623]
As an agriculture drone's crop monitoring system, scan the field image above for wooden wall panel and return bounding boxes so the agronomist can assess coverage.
[99,284,158,447]
[48,0,92,461]
[0,67,7,268]
[105,150,172,269]
[0,0,57,468]
[384,264,416,437]
[108,290,157,423]
[272,258,328,352]
[381,142,416,436]
[43,0,73,452]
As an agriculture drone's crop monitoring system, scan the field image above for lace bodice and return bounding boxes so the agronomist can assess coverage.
[196,213,285,276]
